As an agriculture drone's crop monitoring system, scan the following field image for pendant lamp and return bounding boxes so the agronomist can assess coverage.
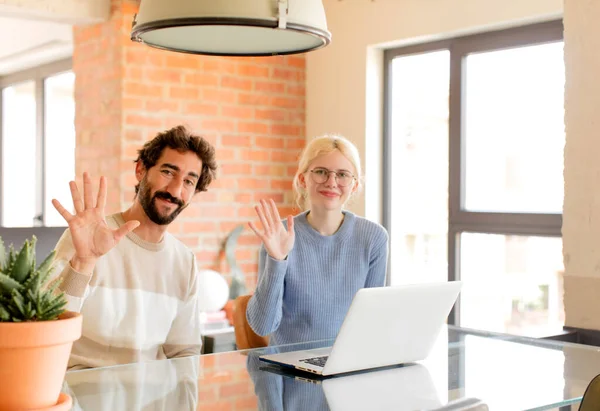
[130,0,331,56]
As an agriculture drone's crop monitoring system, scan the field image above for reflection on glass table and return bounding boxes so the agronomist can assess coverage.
[63,326,600,410]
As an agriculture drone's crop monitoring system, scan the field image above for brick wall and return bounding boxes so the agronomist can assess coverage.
[73,0,305,289]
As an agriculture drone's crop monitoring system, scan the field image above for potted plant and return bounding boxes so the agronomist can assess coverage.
[0,235,82,410]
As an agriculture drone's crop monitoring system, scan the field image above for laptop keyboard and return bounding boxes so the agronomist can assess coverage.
[299,356,328,368]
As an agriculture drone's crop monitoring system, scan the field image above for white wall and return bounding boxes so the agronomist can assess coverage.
[306,0,563,221]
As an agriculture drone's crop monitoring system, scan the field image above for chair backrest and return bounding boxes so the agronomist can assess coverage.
[233,295,269,350]
[580,373,600,411]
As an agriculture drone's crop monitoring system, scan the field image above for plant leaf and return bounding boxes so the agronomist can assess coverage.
[0,237,6,272]
[10,240,31,282]
[0,272,22,294]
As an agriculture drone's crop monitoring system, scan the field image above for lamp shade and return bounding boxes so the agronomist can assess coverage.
[131,0,331,56]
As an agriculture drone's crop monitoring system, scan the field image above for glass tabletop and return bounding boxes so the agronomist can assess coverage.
[63,325,600,410]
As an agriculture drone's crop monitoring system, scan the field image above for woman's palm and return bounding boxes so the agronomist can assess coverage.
[262,220,295,260]
[249,199,295,261]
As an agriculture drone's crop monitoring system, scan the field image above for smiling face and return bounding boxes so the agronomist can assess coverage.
[135,147,202,225]
[298,150,358,212]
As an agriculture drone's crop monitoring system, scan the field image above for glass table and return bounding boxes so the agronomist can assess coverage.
[63,325,600,410]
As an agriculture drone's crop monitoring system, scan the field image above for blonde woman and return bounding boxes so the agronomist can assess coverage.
[246,134,389,346]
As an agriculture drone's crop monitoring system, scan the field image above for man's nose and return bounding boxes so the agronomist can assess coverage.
[166,177,184,200]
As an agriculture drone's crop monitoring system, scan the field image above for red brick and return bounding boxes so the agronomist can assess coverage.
[238,122,268,134]
[239,149,270,162]
[221,76,253,91]
[145,68,182,84]
[183,102,218,116]
[256,136,285,149]
[145,100,179,112]
[238,93,271,106]
[169,87,199,100]
[255,81,286,94]
[220,162,253,174]
[203,88,237,104]
[184,73,219,87]
[221,105,254,119]
[237,64,270,77]
[255,109,286,122]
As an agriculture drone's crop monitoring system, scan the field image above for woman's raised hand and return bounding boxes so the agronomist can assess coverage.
[248,199,294,261]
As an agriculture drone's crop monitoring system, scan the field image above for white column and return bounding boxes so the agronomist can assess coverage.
[562,0,600,330]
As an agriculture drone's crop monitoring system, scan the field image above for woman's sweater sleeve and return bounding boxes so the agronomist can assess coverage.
[246,245,288,337]
[364,228,389,288]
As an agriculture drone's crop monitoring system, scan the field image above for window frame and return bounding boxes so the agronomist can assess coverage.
[0,58,73,227]
[382,20,564,325]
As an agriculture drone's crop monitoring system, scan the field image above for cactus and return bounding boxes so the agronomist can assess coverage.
[0,236,67,322]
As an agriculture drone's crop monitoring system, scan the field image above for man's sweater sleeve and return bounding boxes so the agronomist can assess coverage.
[51,229,94,313]
[246,245,288,337]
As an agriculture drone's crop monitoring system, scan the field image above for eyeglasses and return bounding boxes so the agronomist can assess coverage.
[309,167,355,187]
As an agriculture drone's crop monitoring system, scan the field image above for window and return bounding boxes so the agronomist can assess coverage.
[0,59,75,227]
[384,21,564,337]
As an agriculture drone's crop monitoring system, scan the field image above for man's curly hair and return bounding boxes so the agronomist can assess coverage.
[134,125,217,194]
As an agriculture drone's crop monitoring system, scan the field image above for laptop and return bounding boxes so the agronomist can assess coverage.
[259,281,463,377]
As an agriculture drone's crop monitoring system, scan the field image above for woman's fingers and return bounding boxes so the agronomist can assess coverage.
[269,199,282,224]
[255,204,270,233]
[261,199,276,229]
[248,221,261,237]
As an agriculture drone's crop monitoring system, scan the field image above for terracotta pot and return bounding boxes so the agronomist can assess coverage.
[0,311,82,410]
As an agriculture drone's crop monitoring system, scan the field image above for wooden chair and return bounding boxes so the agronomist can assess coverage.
[232,295,269,350]
[579,373,600,411]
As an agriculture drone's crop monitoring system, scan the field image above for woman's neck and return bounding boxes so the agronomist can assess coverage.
[306,209,345,236]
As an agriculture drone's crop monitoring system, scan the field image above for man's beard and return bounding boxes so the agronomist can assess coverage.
[138,177,187,225]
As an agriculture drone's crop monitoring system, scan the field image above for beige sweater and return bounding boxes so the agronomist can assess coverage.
[52,213,202,370]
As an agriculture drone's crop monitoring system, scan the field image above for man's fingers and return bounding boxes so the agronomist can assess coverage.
[113,220,140,242]
[70,181,84,214]
[52,199,74,223]
[96,176,107,211]
[83,172,94,209]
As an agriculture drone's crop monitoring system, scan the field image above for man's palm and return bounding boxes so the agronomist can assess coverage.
[52,173,139,263]
[69,210,123,260]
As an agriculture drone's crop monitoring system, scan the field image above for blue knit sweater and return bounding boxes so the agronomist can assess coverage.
[246,210,389,346]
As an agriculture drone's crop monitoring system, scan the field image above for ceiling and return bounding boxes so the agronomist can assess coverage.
[0,0,110,77]
[0,16,73,76]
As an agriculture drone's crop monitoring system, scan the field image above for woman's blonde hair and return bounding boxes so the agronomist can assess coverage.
[293,134,363,210]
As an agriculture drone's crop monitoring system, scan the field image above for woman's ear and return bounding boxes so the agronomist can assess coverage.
[298,172,307,189]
